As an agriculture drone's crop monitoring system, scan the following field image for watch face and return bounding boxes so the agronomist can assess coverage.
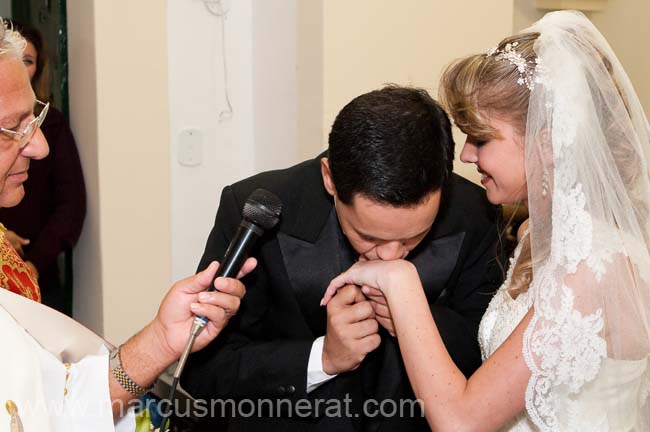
[109,348,120,368]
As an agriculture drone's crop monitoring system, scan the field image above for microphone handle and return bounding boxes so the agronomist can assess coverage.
[208,220,262,287]
[178,222,263,378]
[195,222,260,324]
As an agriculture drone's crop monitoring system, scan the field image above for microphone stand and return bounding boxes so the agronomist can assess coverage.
[159,317,207,431]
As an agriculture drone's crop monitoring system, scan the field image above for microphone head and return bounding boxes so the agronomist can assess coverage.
[242,188,282,230]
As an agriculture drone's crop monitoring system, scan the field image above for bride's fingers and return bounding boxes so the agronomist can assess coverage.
[321,279,344,306]
[321,261,384,306]
[321,268,358,305]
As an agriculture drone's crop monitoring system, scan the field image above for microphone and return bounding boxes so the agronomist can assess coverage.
[172,189,282,382]
[200,188,282,297]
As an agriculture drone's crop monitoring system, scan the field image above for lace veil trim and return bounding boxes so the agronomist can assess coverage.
[519,11,650,430]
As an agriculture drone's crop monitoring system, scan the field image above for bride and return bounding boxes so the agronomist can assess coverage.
[321,11,650,431]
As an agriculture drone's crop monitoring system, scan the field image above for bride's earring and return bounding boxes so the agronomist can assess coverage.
[542,169,550,197]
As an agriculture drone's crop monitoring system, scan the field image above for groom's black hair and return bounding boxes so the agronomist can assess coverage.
[328,84,454,206]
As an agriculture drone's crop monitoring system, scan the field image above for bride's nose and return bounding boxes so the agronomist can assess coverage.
[460,138,478,164]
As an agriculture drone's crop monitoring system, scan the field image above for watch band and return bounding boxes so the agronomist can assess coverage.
[109,346,152,397]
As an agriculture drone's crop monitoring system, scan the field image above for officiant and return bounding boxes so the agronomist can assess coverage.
[0,19,253,432]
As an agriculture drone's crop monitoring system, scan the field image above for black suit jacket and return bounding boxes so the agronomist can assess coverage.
[182,155,502,431]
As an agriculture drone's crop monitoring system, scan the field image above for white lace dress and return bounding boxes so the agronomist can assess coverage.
[478,233,650,431]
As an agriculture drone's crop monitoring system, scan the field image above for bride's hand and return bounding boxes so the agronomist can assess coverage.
[320,259,415,306]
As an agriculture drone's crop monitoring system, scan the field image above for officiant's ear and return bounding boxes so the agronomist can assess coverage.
[321,157,338,197]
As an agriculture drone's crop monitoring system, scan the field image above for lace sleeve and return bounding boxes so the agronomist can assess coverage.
[524,247,650,430]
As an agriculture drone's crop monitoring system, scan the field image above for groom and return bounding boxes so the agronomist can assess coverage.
[182,85,502,431]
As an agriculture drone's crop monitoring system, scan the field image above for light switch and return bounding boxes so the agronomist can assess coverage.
[178,128,202,166]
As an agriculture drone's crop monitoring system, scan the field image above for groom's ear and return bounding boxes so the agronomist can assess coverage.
[320,157,337,197]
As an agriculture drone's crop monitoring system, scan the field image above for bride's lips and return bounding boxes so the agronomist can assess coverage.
[478,167,492,186]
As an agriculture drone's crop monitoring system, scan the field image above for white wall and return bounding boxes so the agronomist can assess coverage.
[515,0,650,114]
[68,0,322,339]
[323,0,515,184]
[68,0,171,343]
[297,2,325,160]
[588,0,650,114]
[168,0,256,281]
[253,0,299,171]
[514,0,545,31]
[254,1,324,168]
[68,0,102,334]
[168,0,323,281]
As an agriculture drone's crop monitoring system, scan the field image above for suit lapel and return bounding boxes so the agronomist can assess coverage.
[411,231,466,300]
[278,209,356,336]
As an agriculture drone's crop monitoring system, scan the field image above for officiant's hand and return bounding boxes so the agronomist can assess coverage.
[112,260,256,416]
[151,258,257,363]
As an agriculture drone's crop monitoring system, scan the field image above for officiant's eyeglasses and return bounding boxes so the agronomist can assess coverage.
[0,100,50,149]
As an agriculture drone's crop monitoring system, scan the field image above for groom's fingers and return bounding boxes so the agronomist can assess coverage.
[362,286,386,304]
[349,318,379,339]
[370,301,390,319]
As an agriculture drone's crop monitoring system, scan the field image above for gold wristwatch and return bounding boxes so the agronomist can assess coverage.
[109,346,152,397]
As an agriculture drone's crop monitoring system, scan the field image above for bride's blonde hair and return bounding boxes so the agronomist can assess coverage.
[439,32,540,297]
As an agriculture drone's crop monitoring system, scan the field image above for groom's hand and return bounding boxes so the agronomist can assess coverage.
[322,284,381,375]
[363,286,396,337]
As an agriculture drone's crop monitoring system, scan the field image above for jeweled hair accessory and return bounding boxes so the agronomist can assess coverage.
[487,41,542,90]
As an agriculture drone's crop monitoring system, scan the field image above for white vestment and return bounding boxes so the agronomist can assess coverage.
[0,288,135,431]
